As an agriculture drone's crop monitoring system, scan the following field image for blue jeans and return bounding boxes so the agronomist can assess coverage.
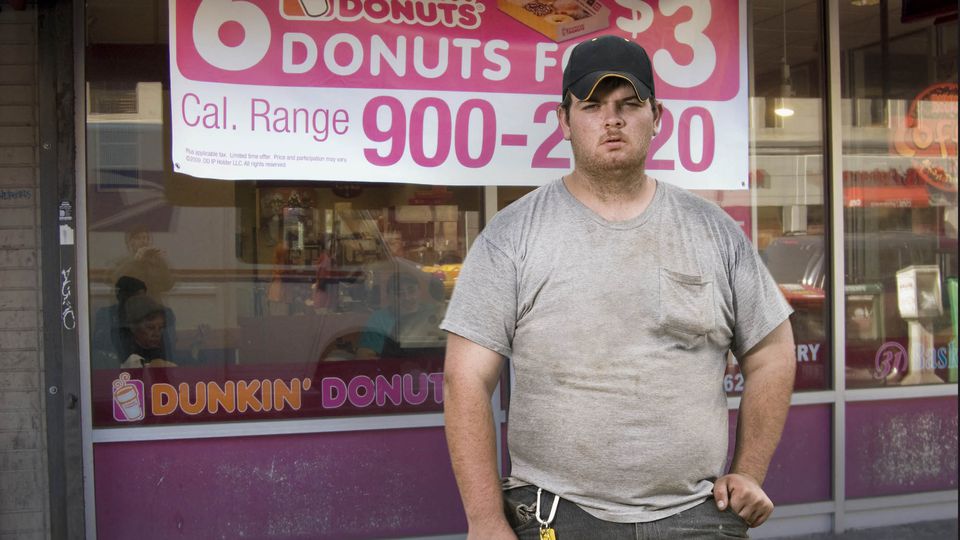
[503,486,750,539]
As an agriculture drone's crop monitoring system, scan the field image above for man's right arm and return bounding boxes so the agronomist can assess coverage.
[443,332,516,540]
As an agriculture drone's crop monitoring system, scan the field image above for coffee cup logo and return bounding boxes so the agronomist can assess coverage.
[112,372,145,422]
[300,0,330,17]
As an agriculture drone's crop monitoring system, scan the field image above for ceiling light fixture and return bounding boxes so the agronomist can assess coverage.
[774,0,795,118]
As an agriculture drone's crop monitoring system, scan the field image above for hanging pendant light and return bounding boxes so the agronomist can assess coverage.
[774,62,795,117]
[774,0,795,117]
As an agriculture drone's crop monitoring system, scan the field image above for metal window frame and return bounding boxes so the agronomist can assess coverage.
[74,0,98,536]
[825,0,849,532]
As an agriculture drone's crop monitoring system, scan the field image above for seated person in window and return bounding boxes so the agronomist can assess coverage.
[355,274,444,359]
[91,276,178,369]
[118,295,177,368]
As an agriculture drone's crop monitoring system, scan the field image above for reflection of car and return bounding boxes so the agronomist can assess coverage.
[421,263,462,297]
[762,231,947,314]
[762,234,827,291]
[244,255,447,364]
[761,231,956,386]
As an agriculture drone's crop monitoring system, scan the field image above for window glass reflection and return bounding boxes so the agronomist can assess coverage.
[84,1,482,426]
[714,0,830,392]
[840,0,958,387]
[244,185,477,364]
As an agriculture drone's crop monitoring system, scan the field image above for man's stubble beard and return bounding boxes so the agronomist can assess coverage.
[570,135,651,198]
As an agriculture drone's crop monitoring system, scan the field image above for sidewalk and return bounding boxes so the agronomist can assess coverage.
[776,519,957,539]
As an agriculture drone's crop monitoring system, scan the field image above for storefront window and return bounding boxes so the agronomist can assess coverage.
[695,1,829,393]
[85,0,483,426]
[840,0,958,388]
[85,0,836,425]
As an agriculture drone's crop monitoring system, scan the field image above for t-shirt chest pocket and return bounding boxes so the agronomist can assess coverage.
[658,268,715,337]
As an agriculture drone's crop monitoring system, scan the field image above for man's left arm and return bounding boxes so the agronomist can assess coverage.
[714,319,796,527]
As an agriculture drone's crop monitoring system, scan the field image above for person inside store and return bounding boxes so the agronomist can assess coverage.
[384,229,406,259]
[441,35,796,538]
[306,235,333,311]
[109,226,175,302]
[267,232,312,315]
[118,294,177,368]
[91,275,178,369]
[355,273,444,359]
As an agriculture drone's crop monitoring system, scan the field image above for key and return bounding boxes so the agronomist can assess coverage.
[540,527,556,540]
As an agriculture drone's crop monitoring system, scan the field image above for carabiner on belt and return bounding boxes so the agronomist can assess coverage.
[535,487,560,540]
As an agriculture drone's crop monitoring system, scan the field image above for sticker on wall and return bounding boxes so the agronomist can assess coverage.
[59,224,74,246]
[112,372,146,422]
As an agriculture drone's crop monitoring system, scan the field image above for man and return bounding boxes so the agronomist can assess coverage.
[441,35,795,539]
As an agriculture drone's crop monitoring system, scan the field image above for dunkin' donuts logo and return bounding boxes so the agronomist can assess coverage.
[279,0,484,28]
[112,372,146,422]
[182,0,486,78]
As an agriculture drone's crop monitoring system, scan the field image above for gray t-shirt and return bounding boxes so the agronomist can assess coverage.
[441,178,792,523]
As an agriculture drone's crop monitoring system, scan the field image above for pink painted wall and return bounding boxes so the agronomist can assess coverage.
[846,397,959,499]
[96,399,954,539]
[728,404,833,505]
[94,427,465,539]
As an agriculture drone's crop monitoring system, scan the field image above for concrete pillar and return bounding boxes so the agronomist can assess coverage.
[0,2,47,539]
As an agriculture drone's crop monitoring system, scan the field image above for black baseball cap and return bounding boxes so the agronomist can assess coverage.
[562,35,655,102]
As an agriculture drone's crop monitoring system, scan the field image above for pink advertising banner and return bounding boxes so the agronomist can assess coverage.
[170,0,749,188]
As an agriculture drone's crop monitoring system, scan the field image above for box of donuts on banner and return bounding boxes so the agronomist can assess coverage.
[497,0,611,42]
